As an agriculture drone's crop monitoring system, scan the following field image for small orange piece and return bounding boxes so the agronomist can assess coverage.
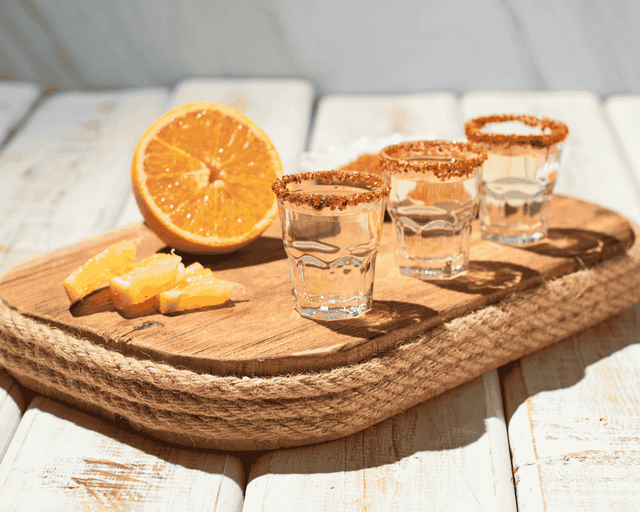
[158,266,244,314]
[62,240,137,303]
[131,102,283,254]
[337,153,383,177]
[110,253,184,309]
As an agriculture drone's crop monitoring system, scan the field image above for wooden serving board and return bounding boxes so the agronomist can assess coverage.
[0,194,634,377]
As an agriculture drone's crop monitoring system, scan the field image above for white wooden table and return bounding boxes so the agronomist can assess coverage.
[0,80,638,511]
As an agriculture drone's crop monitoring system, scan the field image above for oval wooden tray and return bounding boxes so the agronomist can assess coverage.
[1,194,639,450]
[0,194,635,377]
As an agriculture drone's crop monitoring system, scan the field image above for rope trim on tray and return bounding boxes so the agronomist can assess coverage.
[1,227,639,451]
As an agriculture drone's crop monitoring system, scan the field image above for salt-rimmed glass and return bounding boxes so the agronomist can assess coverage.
[380,140,487,280]
[272,170,390,320]
[465,114,569,244]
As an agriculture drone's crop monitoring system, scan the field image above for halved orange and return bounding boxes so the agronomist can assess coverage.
[131,102,283,254]
[158,266,244,314]
[110,253,184,309]
[62,240,137,303]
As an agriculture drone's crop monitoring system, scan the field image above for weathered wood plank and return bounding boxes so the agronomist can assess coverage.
[502,306,640,510]
[0,371,25,463]
[0,87,169,276]
[0,397,245,511]
[245,372,514,512]
[461,91,640,224]
[0,80,39,464]
[0,81,39,146]
[605,95,640,185]
[244,93,516,511]
[464,91,640,510]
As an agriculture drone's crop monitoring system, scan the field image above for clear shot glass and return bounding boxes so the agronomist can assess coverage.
[464,114,569,245]
[379,140,487,280]
[272,170,390,320]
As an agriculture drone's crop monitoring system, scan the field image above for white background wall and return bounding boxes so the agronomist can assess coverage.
[1,0,639,98]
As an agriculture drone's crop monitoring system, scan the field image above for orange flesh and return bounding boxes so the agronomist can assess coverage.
[109,253,184,309]
[133,102,282,253]
[62,240,137,303]
[158,267,243,314]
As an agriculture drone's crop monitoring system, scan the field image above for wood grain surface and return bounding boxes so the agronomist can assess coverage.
[0,194,633,377]
[0,397,245,512]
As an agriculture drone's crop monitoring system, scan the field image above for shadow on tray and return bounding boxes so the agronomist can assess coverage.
[431,260,540,296]
[313,300,438,339]
[516,227,632,265]
[159,236,287,271]
[69,287,242,319]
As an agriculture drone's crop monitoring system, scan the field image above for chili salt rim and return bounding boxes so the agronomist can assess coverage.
[464,114,569,148]
[271,170,390,211]
[379,140,487,180]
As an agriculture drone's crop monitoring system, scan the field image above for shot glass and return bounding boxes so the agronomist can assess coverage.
[379,140,487,280]
[272,170,390,320]
[465,114,569,244]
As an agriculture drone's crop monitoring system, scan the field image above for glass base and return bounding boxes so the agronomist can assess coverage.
[396,252,468,280]
[482,224,546,245]
[293,292,373,321]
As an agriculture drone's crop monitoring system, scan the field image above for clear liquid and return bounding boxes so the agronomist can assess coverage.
[385,170,481,279]
[279,183,385,320]
[480,144,561,244]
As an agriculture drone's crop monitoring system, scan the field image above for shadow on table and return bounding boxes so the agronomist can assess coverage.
[26,397,247,492]
[499,300,640,428]
[247,374,491,477]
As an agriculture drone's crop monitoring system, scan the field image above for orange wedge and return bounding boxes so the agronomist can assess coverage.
[158,266,244,314]
[62,240,137,303]
[110,253,184,309]
[131,102,283,254]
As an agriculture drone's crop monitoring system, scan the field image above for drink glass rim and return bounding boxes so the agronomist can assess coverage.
[272,170,390,212]
[379,140,487,180]
[464,114,569,148]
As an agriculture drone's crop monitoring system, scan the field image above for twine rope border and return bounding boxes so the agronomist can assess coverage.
[1,235,639,450]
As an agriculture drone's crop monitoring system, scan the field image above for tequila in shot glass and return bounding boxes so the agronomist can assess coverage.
[465,114,569,244]
[272,170,390,320]
[379,140,487,280]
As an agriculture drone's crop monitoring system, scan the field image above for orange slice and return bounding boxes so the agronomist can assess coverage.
[158,267,244,314]
[110,253,184,309]
[131,102,283,254]
[62,240,137,303]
